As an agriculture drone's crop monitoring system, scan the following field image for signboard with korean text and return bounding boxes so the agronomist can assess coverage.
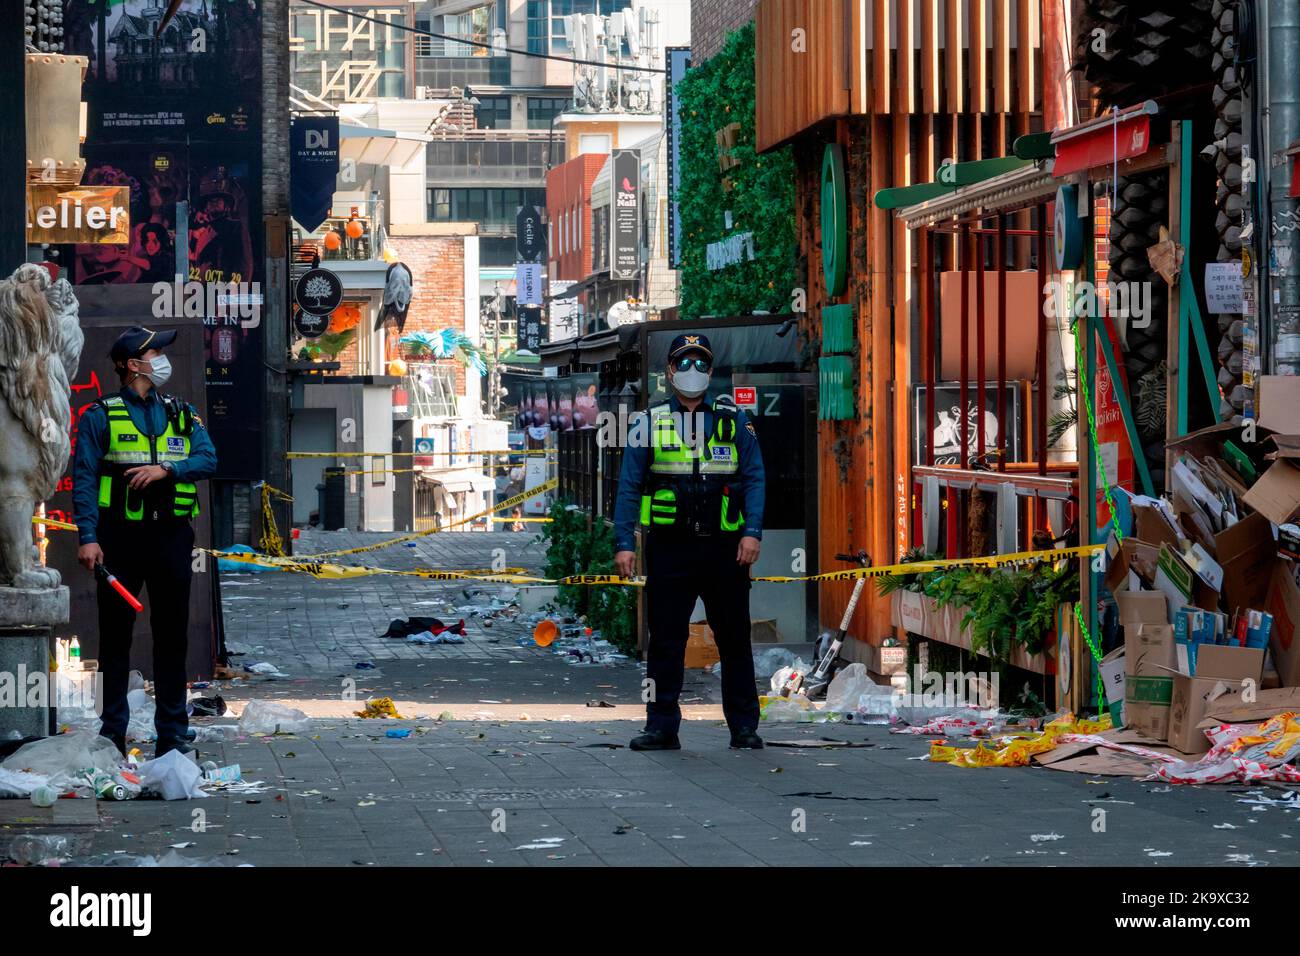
[610,148,641,280]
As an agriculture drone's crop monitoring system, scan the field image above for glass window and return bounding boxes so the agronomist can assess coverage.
[527,97,568,130]
[475,96,512,130]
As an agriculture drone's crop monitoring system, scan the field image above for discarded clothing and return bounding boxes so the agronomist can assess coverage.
[380,617,466,640]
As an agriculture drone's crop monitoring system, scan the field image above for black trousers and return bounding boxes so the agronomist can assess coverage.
[643,533,760,736]
[95,518,195,746]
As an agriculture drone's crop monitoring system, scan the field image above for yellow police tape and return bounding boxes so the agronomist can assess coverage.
[749,543,1102,583]
[32,515,78,532]
[205,535,1101,587]
[928,712,1113,768]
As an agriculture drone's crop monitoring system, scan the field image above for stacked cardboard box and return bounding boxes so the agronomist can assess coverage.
[1104,378,1300,753]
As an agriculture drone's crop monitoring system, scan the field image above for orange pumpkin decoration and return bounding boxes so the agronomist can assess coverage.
[386,358,407,377]
[327,302,363,334]
[345,219,364,239]
[323,231,342,251]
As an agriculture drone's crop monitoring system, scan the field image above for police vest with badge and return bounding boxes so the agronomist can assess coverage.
[640,394,745,536]
[93,392,201,521]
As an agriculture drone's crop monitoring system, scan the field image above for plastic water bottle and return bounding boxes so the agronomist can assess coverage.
[30,785,59,808]
[69,637,81,672]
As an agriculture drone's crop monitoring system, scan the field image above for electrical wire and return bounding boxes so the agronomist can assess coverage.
[294,0,667,74]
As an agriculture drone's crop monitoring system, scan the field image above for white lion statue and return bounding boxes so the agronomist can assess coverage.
[0,264,84,589]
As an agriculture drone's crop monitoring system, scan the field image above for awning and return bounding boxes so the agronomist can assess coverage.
[548,270,609,301]
[539,336,580,368]
[339,125,431,168]
[1049,100,1158,178]
[420,468,496,494]
[892,163,1060,230]
[577,329,622,364]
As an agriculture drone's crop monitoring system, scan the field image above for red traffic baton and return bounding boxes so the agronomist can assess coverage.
[95,563,143,613]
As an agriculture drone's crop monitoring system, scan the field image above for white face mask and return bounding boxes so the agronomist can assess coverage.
[672,366,710,398]
[144,354,172,388]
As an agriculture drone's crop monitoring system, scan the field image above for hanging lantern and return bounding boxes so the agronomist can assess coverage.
[345,219,364,239]
[323,231,342,251]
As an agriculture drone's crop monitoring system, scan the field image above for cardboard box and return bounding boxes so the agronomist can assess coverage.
[1133,499,1182,550]
[750,619,781,644]
[1124,623,1177,741]
[1104,538,1161,593]
[1258,376,1300,435]
[1243,459,1300,526]
[1117,589,1171,629]
[1265,561,1300,686]
[685,623,720,669]
[1098,647,1127,727]
[1167,645,1264,754]
[1217,512,1278,614]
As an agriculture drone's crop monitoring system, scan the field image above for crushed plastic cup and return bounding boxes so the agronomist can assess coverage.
[30,785,59,808]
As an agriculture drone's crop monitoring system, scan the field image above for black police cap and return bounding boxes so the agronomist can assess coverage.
[667,333,712,362]
[109,326,177,364]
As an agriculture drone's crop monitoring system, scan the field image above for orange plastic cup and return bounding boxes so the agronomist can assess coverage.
[533,619,558,647]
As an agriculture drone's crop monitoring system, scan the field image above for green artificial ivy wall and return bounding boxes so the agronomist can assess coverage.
[675,23,798,320]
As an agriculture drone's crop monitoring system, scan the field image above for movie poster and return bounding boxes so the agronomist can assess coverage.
[64,0,265,479]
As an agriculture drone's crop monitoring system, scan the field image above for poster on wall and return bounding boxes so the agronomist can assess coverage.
[65,0,265,480]
[911,383,1023,467]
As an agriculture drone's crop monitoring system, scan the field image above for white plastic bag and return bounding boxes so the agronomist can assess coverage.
[769,658,809,694]
[1,730,122,791]
[238,700,311,735]
[823,663,886,714]
[138,748,207,801]
[753,647,802,679]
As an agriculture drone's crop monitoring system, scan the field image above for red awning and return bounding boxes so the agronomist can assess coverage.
[1050,102,1157,178]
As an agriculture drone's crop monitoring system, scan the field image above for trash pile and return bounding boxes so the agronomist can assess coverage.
[1083,396,1300,760]
[521,615,630,666]
[0,728,253,807]
[757,661,903,724]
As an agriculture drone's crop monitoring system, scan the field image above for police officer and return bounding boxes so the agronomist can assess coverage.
[73,327,218,758]
[614,333,766,751]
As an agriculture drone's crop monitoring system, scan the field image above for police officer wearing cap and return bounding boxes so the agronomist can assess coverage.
[73,327,218,758]
[614,333,766,751]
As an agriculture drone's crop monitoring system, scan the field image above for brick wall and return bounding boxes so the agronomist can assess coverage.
[691,0,760,64]
[387,234,470,397]
[546,153,608,284]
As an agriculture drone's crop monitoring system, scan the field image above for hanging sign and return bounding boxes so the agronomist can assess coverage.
[294,267,344,317]
[290,115,340,232]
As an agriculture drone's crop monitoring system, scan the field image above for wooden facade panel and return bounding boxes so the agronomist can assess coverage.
[921,0,940,115]
[993,0,1012,114]
[969,0,987,114]
[755,0,854,152]
[945,0,965,114]
[1017,0,1036,116]
[895,0,915,115]
[872,0,891,114]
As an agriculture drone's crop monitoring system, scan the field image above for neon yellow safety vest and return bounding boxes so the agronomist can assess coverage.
[96,394,200,521]
[639,402,745,534]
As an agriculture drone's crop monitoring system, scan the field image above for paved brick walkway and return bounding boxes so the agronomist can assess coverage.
[8,530,1300,867]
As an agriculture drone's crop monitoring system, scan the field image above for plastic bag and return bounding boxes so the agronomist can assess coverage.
[138,748,207,800]
[127,689,156,742]
[238,700,311,735]
[0,731,122,790]
[769,658,809,694]
[759,694,814,722]
[753,647,803,679]
[822,663,880,713]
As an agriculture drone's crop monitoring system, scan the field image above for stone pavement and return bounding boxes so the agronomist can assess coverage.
[9,529,1300,867]
[55,719,1300,867]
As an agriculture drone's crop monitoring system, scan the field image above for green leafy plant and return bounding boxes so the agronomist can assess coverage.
[878,559,1078,663]
[675,22,798,320]
[537,499,637,654]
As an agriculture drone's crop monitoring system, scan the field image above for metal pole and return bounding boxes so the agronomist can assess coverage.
[492,282,502,418]
[997,213,1007,473]
[976,222,986,461]
[1036,203,1048,526]
[1268,1,1300,375]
